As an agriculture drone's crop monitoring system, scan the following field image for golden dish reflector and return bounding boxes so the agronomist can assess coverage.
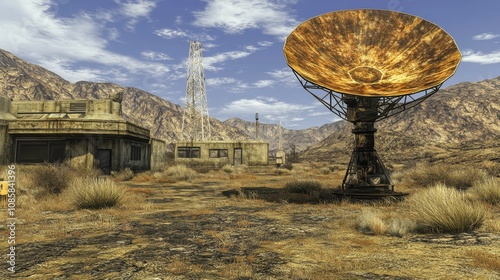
[284,9,462,97]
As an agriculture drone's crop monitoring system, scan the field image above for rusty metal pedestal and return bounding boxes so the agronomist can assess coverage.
[333,97,406,199]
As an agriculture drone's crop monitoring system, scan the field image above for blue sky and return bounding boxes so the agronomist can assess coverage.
[0,0,498,129]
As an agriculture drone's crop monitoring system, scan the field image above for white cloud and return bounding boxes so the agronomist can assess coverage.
[254,80,274,88]
[462,49,500,64]
[154,28,188,39]
[220,97,314,121]
[117,0,156,18]
[204,51,252,71]
[206,77,237,86]
[0,0,169,84]
[116,0,157,31]
[192,0,299,39]
[141,50,173,61]
[308,111,331,117]
[258,41,274,47]
[154,28,216,41]
[472,33,500,40]
[202,42,271,71]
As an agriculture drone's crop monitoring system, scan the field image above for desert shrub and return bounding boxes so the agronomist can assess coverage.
[466,249,500,272]
[182,160,220,173]
[165,165,198,181]
[275,168,291,175]
[481,161,500,177]
[356,211,386,235]
[408,183,486,233]
[282,162,293,170]
[470,177,500,205]
[29,162,76,195]
[408,163,487,189]
[284,179,322,195]
[70,177,124,209]
[319,167,330,175]
[221,164,234,173]
[386,219,417,237]
[112,168,134,181]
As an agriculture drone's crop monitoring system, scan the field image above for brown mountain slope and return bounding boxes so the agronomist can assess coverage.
[301,76,500,163]
[0,48,247,142]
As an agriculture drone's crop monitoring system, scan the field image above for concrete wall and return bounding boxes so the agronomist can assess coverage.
[0,122,12,165]
[150,138,167,171]
[175,141,269,166]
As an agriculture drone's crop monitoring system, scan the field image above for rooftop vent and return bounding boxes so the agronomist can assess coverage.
[69,102,87,112]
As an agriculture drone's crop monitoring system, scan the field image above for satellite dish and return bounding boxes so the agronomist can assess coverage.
[284,9,461,198]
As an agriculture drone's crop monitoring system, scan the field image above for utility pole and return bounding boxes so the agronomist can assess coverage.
[255,113,259,140]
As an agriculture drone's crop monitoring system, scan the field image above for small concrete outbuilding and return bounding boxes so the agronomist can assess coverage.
[0,96,165,174]
[174,141,269,166]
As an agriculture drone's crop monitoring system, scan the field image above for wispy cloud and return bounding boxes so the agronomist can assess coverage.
[203,41,273,71]
[154,28,215,41]
[206,77,237,87]
[472,32,500,40]
[462,49,500,64]
[115,0,157,31]
[141,50,173,61]
[192,0,299,39]
[204,51,252,71]
[219,97,314,122]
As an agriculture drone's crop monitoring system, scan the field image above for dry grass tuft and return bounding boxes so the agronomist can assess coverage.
[466,249,500,272]
[386,219,417,237]
[319,167,331,175]
[408,183,486,233]
[221,164,234,173]
[274,167,291,175]
[164,164,199,181]
[284,179,322,195]
[356,211,386,235]
[470,177,500,205]
[28,162,76,195]
[112,168,134,181]
[70,177,125,210]
[408,163,487,189]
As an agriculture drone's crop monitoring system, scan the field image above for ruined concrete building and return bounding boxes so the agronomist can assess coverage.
[174,141,269,166]
[0,96,165,174]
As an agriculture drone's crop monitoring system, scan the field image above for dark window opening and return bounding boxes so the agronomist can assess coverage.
[177,147,200,158]
[131,145,141,161]
[209,149,228,158]
[16,141,66,163]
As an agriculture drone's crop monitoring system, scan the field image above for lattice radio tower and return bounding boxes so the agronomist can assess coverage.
[181,41,211,140]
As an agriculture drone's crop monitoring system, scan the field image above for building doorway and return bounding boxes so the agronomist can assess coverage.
[233,148,242,165]
[97,149,111,175]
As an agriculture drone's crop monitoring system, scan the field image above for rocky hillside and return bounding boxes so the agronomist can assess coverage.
[0,49,247,142]
[301,76,500,163]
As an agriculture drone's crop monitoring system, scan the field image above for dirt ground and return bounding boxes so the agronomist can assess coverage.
[1,166,500,280]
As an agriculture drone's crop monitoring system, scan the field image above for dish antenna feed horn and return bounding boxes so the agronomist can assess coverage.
[284,9,461,198]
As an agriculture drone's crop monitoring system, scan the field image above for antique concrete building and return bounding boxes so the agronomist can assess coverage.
[174,141,269,166]
[0,96,165,174]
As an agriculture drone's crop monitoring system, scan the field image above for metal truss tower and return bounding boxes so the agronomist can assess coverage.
[181,41,211,141]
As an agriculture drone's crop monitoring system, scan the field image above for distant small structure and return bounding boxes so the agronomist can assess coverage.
[175,141,268,166]
[275,121,286,166]
[0,96,165,174]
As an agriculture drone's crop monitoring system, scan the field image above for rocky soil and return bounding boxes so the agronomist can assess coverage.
[2,168,500,279]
